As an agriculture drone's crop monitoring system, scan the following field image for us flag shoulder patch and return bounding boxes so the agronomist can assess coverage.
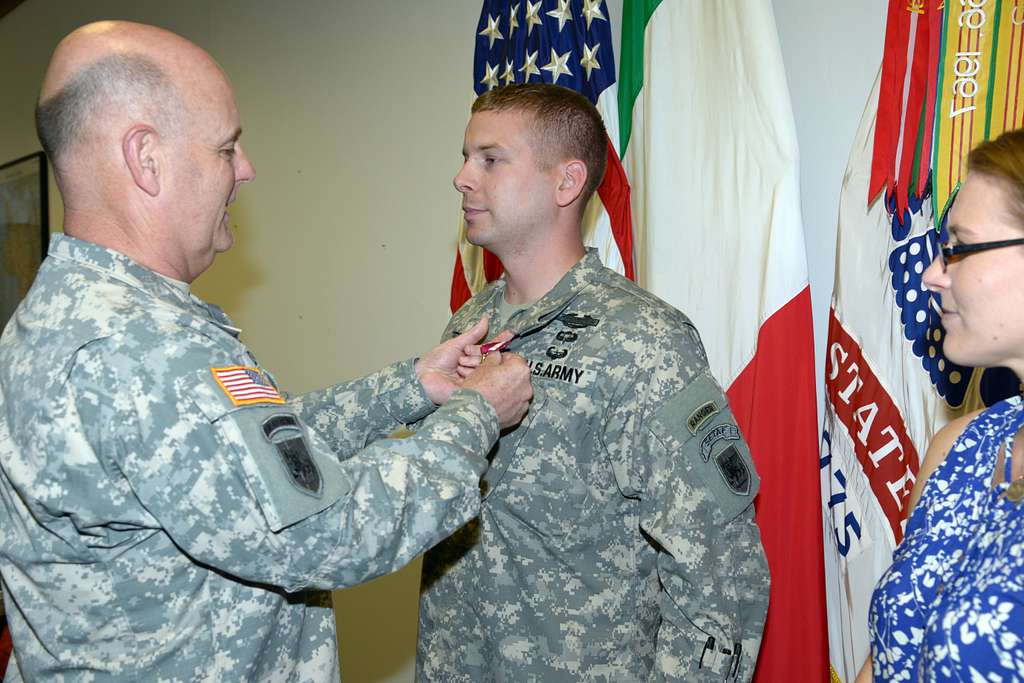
[211,366,285,406]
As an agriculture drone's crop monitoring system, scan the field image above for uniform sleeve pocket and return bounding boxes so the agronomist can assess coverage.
[187,366,353,532]
[647,373,759,527]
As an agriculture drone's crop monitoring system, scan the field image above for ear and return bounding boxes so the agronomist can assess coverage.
[122,124,161,197]
[554,159,588,209]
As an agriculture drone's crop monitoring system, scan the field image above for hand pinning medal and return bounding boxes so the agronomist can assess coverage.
[453,320,517,381]
[480,338,512,358]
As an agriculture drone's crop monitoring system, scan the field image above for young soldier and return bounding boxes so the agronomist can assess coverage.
[417,83,770,682]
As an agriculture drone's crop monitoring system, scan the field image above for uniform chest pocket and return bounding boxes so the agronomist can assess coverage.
[483,384,601,539]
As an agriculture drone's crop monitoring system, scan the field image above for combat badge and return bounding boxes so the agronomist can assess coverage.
[262,414,322,496]
[715,444,751,496]
[557,312,600,328]
[546,346,568,359]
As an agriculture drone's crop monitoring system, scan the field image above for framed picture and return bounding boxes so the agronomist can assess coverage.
[0,152,49,331]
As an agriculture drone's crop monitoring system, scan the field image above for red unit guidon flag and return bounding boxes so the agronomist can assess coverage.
[211,366,285,406]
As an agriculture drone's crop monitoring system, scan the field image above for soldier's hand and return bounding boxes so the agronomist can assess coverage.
[456,328,514,379]
[416,317,491,405]
[461,351,532,429]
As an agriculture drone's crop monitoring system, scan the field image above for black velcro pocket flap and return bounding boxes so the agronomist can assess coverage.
[648,373,759,525]
[188,368,352,531]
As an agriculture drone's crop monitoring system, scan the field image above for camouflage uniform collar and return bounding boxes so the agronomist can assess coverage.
[485,248,601,338]
[49,234,237,331]
[153,270,191,298]
[545,247,604,302]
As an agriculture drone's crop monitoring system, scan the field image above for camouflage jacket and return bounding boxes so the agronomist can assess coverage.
[0,234,498,682]
[417,249,769,682]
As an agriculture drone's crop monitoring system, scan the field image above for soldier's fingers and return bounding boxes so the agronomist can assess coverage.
[453,316,489,345]
[458,354,482,368]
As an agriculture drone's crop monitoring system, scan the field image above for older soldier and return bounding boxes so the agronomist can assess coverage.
[0,21,532,681]
[416,83,770,681]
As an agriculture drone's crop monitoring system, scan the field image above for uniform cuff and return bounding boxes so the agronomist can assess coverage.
[376,358,437,424]
[423,387,500,464]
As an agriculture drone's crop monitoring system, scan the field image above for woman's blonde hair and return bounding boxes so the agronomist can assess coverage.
[968,128,1024,226]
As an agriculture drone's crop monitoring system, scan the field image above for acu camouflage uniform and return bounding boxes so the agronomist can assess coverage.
[417,249,769,682]
[0,235,499,682]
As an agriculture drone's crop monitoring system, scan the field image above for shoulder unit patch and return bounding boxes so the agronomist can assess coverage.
[262,414,322,496]
[715,445,751,496]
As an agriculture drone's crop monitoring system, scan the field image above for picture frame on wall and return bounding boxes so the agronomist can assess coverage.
[0,151,49,331]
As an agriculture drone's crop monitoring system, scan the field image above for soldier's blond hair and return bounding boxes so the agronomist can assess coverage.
[472,83,607,206]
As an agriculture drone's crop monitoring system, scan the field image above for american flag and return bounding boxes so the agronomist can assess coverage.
[473,0,615,102]
[451,0,634,311]
[211,366,285,406]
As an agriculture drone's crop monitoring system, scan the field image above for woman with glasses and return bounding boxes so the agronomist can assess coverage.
[858,128,1024,682]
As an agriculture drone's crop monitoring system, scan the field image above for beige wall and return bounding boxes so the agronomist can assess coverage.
[0,1,482,681]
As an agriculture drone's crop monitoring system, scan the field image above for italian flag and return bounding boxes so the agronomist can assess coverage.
[619,1,827,679]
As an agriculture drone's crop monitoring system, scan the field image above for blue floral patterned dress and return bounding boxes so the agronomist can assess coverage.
[869,396,1024,682]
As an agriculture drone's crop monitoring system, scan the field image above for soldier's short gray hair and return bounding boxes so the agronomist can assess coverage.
[35,53,185,162]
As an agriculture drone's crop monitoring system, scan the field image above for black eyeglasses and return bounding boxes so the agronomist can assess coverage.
[939,238,1024,270]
